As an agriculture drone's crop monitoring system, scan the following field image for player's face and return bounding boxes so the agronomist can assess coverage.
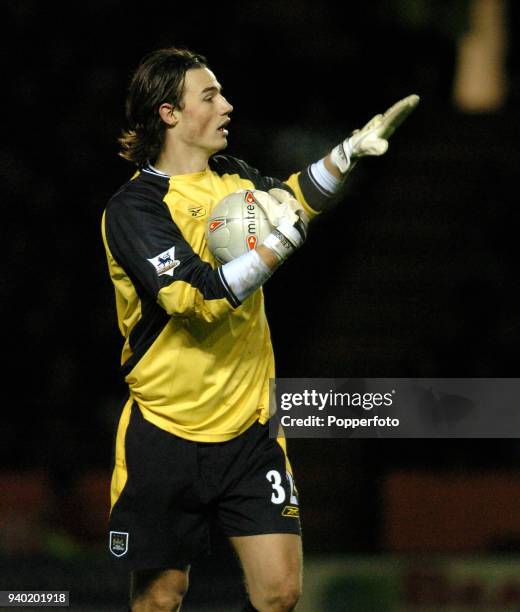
[175,67,233,156]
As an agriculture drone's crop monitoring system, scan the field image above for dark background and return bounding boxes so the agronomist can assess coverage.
[2,0,520,606]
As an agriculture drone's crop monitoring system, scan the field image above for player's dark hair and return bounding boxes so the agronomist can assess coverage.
[118,47,207,168]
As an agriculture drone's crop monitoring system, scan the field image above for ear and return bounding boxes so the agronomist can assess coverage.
[158,103,179,127]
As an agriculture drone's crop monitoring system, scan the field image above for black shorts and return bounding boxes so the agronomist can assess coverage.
[108,403,301,570]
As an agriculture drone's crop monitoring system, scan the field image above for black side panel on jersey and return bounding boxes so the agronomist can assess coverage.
[104,171,235,375]
[210,155,296,195]
[120,300,170,377]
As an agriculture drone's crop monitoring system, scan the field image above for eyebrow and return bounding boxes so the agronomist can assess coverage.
[200,85,223,96]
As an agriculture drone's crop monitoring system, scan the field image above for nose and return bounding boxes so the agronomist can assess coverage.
[221,96,233,115]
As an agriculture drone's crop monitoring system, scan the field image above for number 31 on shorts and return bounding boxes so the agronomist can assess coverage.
[266,470,298,505]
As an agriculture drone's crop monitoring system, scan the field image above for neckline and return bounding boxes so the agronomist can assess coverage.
[145,162,209,180]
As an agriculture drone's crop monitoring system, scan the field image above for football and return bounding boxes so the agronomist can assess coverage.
[206,189,274,263]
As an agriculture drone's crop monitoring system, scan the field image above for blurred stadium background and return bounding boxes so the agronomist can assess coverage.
[2,0,520,609]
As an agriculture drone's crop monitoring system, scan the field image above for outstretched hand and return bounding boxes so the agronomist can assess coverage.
[330,94,420,174]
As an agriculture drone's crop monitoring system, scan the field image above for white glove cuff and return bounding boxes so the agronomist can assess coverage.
[220,249,273,302]
[310,158,343,193]
[262,226,298,262]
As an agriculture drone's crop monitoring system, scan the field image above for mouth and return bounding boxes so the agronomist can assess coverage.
[217,119,231,136]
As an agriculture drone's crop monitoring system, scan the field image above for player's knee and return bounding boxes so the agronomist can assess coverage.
[131,569,189,611]
[132,587,186,612]
[274,584,301,612]
[155,586,186,610]
[253,577,301,611]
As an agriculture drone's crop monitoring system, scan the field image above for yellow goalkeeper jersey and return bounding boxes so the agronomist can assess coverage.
[102,155,319,442]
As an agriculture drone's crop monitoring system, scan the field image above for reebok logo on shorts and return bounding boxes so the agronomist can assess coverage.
[109,531,129,557]
[282,505,299,518]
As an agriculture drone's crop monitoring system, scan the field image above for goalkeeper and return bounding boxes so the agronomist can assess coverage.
[101,46,418,612]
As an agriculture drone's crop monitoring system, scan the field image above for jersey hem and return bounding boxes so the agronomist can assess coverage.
[138,404,262,442]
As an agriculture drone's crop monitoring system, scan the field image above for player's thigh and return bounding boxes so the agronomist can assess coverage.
[230,533,302,598]
[109,402,211,570]
[130,567,190,608]
[217,421,302,539]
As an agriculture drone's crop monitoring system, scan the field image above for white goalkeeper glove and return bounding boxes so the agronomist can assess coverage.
[330,94,420,174]
[254,188,308,262]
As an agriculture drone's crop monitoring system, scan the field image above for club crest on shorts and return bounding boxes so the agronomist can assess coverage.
[109,531,129,557]
[147,246,180,277]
